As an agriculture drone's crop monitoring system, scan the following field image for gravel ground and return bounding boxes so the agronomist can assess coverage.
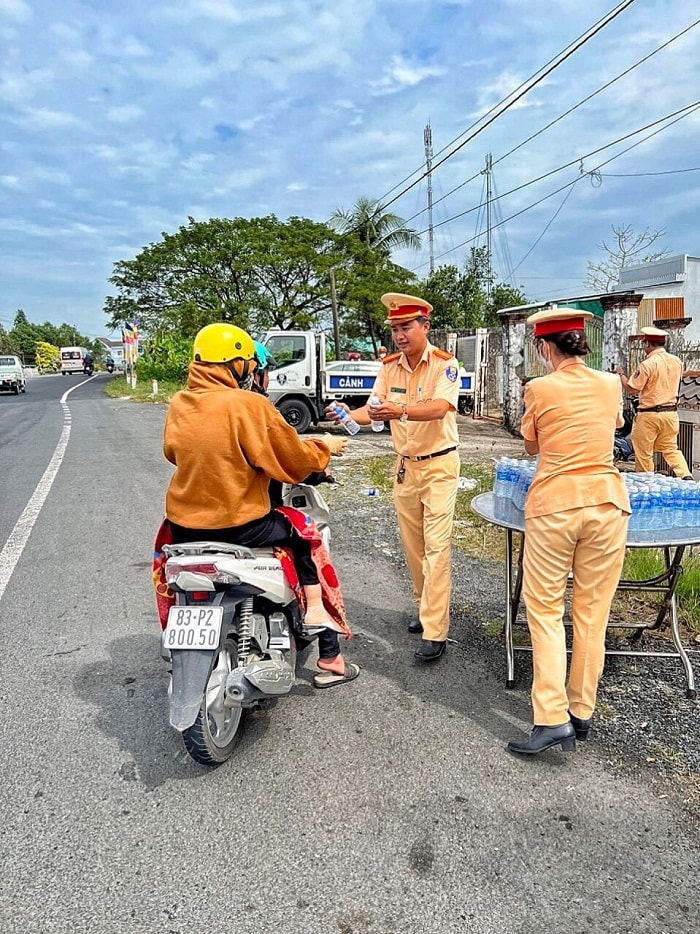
[316,415,700,823]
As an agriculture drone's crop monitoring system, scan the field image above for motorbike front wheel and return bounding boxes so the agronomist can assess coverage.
[182,635,247,766]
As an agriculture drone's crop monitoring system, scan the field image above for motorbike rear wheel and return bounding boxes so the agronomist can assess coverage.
[182,635,247,766]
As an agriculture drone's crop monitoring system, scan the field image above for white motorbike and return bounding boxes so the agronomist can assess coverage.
[161,479,334,766]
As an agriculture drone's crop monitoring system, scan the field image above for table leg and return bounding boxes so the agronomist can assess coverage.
[504,529,515,688]
[663,547,697,698]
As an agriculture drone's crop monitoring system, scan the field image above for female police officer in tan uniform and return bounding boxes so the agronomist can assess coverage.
[507,307,630,755]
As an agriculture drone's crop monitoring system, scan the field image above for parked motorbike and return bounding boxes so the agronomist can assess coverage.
[161,477,335,766]
[614,397,638,462]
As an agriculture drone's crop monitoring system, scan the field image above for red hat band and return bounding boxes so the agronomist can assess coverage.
[644,334,666,343]
[534,316,586,338]
[387,304,430,322]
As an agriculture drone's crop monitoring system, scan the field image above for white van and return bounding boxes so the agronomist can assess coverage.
[60,346,89,375]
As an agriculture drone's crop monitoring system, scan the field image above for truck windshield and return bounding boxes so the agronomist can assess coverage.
[264,335,306,366]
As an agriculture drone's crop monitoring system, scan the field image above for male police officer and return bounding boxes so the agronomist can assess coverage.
[327,293,461,662]
[617,326,693,479]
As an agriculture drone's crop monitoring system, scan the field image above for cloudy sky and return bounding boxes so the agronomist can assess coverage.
[2,0,699,338]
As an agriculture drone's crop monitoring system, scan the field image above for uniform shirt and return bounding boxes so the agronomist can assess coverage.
[371,341,460,457]
[627,347,683,408]
[164,362,330,528]
[521,358,630,519]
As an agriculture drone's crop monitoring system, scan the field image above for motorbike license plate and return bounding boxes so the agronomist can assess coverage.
[164,606,224,650]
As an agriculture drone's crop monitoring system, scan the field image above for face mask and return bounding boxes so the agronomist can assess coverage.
[536,345,554,372]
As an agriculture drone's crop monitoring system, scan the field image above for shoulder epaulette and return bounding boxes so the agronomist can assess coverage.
[433,348,453,361]
[382,352,401,364]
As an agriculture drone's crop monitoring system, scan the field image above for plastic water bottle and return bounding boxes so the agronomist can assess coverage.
[493,458,508,500]
[503,458,518,502]
[627,484,642,533]
[368,395,384,432]
[331,402,360,436]
[636,490,652,539]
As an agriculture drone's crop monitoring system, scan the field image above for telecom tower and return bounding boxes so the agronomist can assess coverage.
[424,124,435,275]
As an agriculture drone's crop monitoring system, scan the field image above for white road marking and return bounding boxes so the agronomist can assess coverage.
[0,379,88,603]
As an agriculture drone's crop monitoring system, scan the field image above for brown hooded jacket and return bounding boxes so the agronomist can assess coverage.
[163,362,330,528]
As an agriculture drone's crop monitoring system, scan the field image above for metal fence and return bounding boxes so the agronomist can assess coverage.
[430,327,504,418]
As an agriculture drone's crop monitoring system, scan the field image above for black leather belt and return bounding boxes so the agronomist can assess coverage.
[637,404,677,412]
[403,446,458,462]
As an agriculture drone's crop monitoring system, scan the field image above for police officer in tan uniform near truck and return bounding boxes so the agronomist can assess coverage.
[616,326,693,480]
[327,293,461,662]
[507,307,630,756]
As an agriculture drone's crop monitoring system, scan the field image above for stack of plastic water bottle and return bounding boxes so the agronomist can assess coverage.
[492,458,699,538]
[624,473,700,540]
[493,457,538,523]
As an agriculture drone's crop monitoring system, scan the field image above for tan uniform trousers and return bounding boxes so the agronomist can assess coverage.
[393,450,460,642]
[522,503,628,725]
[631,411,691,477]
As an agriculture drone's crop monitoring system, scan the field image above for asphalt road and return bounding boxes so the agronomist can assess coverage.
[0,375,698,934]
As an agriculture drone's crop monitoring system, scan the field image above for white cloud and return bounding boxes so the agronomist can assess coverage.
[107,105,144,124]
[369,55,446,96]
[18,107,83,130]
[0,175,21,188]
[0,0,31,22]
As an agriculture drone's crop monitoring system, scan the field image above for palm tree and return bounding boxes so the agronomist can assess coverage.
[329,197,421,256]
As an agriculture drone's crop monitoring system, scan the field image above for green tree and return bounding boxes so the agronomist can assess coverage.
[9,310,40,361]
[105,215,351,339]
[334,241,418,350]
[421,249,527,328]
[0,324,18,354]
[329,197,421,256]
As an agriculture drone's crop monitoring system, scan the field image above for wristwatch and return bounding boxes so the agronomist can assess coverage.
[399,404,409,423]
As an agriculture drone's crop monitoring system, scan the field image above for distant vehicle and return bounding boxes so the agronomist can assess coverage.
[0,355,26,395]
[60,346,90,375]
[105,356,115,374]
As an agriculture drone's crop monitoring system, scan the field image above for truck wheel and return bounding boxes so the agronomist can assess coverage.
[278,398,312,433]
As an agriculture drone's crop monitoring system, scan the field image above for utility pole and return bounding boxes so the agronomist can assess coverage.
[424,124,435,275]
[329,268,341,360]
[483,152,493,301]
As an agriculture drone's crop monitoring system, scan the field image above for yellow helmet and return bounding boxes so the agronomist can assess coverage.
[193,323,257,364]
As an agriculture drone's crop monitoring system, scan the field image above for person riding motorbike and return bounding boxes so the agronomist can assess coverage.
[253,340,277,395]
[162,323,360,688]
[105,355,115,373]
[83,352,94,375]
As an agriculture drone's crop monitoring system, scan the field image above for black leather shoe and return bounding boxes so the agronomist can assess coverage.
[568,711,591,741]
[507,723,576,755]
[414,639,446,662]
[407,617,423,634]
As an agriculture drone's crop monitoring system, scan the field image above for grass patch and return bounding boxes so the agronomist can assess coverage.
[364,457,505,561]
[619,548,700,633]
[104,375,184,404]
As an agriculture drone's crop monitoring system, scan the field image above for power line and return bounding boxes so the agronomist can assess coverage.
[413,99,700,270]
[402,17,699,229]
[376,0,638,213]
[419,99,700,238]
[601,167,700,177]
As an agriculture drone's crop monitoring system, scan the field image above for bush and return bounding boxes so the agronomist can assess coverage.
[135,333,190,382]
[35,340,60,373]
